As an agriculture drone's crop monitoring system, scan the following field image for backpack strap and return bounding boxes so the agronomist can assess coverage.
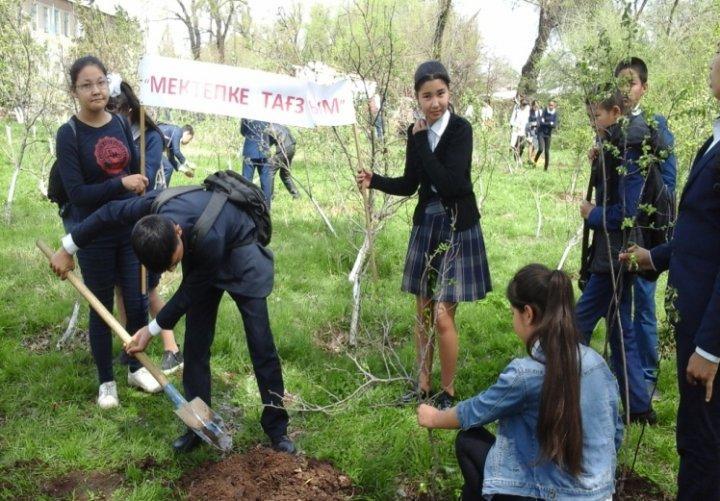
[150,185,203,213]
[190,191,228,251]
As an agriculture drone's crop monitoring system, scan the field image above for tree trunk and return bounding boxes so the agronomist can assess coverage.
[432,0,452,60]
[666,0,680,36]
[517,4,559,97]
[175,0,203,60]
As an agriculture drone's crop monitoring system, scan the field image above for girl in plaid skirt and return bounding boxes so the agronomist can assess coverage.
[357,61,492,410]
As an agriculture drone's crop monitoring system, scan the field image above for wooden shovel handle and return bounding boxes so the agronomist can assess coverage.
[36,239,169,387]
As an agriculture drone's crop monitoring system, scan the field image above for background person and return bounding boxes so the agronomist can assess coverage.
[157,123,195,187]
[108,80,184,374]
[534,100,559,170]
[266,123,300,200]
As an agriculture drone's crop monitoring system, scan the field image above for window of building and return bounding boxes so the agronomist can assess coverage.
[30,3,38,31]
[62,11,69,37]
[53,8,60,35]
[43,5,50,33]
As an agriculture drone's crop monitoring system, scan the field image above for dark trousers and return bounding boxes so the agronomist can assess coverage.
[633,277,659,383]
[269,149,299,198]
[676,333,720,499]
[183,287,289,440]
[534,133,552,170]
[513,136,526,160]
[161,157,175,187]
[242,157,273,207]
[455,428,540,501]
[576,273,650,414]
[75,228,145,383]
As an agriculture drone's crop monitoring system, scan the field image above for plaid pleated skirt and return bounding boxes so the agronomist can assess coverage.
[401,200,492,302]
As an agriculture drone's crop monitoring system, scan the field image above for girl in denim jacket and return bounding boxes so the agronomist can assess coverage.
[418,264,622,500]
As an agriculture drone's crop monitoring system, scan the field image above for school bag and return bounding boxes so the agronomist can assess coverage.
[632,124,676,281]
[47,117,78,215]
[47,114,137,216]
[150,169,271,251]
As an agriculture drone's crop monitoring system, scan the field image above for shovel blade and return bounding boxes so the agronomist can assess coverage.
[174,397,233,452]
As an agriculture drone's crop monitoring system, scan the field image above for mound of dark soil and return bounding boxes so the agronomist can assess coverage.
[179,445,353,500]
[615,467,672,500]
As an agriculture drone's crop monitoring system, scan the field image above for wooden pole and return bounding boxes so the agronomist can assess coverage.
[36,240,168,387]
[139,106,147,294]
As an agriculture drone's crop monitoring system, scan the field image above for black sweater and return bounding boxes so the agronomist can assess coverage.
[369,113,480,231]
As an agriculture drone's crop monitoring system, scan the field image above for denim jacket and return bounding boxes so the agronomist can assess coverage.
[456,344,622,500]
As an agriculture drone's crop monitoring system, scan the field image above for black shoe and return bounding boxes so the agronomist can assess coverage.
[271,435,296,454]
[435,391,456,410]
[400,388,430,405]
[172,430,203,453]
[160,350,184,375]
[627,409,658,426]
[291,192,300,199]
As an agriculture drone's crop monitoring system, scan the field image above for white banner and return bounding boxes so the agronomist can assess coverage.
[138,55,356,128]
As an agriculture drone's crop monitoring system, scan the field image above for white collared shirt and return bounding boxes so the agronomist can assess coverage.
[705,116,720,157]
[427,109,450,152]
[427,110,450,194]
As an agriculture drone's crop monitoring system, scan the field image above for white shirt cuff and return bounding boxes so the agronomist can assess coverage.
[61,233,79,255]
[148,319,162,337]
[696,347,720,364]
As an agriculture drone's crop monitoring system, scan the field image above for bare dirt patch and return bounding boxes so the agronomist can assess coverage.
[312,323,348,353]
[42,470,124,499]
[21,328,55,353]
[178,445,353,500]
[615,467,672,500]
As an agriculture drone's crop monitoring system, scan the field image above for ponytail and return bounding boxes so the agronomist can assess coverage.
[506,264,584,476]
[109,81,163,138]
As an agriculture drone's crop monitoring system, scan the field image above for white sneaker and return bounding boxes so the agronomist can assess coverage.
[97,381,119,409]
[127,367,162,394]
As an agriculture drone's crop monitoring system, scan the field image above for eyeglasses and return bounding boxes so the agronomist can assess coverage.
[76,78,109,93]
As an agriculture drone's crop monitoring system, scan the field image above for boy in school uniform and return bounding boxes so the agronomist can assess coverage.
[49,188,295,455]
[576,85,654,423]
[534,100,559,170]
[157,123,195,187]
[621,47,720,499]
[614,57,677,400]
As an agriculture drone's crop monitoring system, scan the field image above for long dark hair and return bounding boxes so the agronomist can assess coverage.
[506,264,583,477]
[109,81,163,137]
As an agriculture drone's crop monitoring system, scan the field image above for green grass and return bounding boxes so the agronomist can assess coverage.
[0,121,678,499]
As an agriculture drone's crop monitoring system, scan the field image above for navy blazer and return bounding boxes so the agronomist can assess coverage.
[651,136,720,356]
[158,124,187,169]
[369,113,480,231]
[538,108,558,136]
[70,189,274,331]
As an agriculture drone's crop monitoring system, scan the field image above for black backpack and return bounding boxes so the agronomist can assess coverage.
[47,117,78,214]
[632,125,676,281]
[150,170,271,251]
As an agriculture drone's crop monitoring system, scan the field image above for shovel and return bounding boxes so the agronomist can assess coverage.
[37,239,232,452]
